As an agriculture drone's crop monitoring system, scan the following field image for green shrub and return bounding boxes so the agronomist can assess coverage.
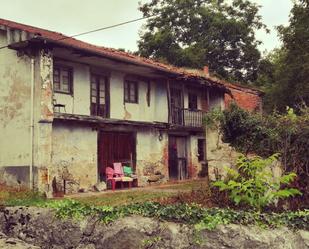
[213,154,301,211]
[207,103,309,209]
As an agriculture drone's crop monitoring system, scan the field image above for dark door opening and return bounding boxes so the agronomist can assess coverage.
[168,136,187,180]
[98,131,136,181]
[170,88,183,125]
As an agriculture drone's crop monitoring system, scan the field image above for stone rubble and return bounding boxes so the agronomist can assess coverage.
[0,206,308,249]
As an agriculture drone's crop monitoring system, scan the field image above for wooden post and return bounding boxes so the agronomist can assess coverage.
[206,87,210,111]
[182,82,185,125]
[167,79,171,123]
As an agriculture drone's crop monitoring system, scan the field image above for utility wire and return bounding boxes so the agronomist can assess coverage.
[0,15,153,50]
[60,16,150,40]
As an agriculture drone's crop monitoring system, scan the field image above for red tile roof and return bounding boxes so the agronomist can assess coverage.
[0,18,262,94]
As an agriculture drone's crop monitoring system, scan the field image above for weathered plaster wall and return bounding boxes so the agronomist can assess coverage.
[0,31,31,182]
[34,49,54,191]
[109,72,158,122]
[136,129,169,186]
[0,32,55,189]
[153,81,168,122]
[51,122,97,192]
[53,61,168,123]
[187,135,204,178]
[206,128,240,181]
[53,60,90,115]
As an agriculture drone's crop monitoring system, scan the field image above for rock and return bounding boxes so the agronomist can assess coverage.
[76,244,96,249]
[0,233,39,249]
[299,230,309,248]
[0,206,308,249]
[93,182,107,192]
[147,174,164,183]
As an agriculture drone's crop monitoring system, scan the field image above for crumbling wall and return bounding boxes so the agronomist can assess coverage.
[0,30,32,187]
[187,135,205,179]
[225,86,262,112]
[33,49,54,192]
[50,122,98,193]
[206,128,240,181]
[136,129,169,186]
[0,207,308,249]
[206,128,282,182]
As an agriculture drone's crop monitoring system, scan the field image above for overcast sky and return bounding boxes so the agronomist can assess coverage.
[1,0,293,53]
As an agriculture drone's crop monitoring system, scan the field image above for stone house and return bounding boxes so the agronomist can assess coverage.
[0,18,262,193]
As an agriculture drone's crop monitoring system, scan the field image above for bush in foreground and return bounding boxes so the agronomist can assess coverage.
[213,154,301,211]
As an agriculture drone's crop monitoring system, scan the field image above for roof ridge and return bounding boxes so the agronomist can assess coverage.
[0,18,66,37]
[0,18,263,93]
[0,18,176,66]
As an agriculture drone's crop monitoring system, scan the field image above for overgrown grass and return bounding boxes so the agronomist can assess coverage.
[0,181,205,207]
[1,181,308,231]
[74,190,173,206]
[72,180,206,206]
[0,184,47,206]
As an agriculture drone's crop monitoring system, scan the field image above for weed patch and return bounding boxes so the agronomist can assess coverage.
[41,199,309,231]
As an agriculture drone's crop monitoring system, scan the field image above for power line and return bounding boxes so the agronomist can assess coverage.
[0,15,153,50]
[60,16,150,40]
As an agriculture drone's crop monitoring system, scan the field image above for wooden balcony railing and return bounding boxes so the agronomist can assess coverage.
[171,107,206,127]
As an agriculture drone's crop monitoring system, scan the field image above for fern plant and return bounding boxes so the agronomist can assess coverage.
[213,154,301,211]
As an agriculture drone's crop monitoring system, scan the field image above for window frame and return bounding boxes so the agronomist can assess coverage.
[124,80,139,104]
[53,65,73,95]
[197,138,206,162]
[90,73,110,118]
[188,92,198,110]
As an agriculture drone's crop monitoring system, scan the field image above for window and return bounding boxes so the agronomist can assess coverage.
[188,93,198,110]
[197,139,206,162]
[90,74,109,117]
[53,66,73,94]
[124,80,138,103]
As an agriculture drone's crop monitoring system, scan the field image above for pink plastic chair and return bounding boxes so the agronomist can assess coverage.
[113,163,133,188]
[105,167,122,191]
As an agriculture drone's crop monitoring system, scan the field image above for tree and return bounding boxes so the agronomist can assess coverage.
[256,0,309,112]
[137,0,267,83]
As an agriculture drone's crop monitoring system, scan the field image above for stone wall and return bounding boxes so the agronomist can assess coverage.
[206,128,240,181]
[0,207,308,249]
[206,128,283,182]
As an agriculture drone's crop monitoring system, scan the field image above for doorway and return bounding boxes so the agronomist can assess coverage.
[98,131,136,180]
[168,136,188,180]
[170,88,183,125]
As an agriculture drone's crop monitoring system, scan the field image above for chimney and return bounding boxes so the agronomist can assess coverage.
[203,66,209,76]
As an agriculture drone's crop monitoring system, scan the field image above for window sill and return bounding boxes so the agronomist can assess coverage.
[124,101,139,104]
[54,90,73,96]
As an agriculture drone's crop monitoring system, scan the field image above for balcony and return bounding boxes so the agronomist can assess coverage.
[171,107,206,127]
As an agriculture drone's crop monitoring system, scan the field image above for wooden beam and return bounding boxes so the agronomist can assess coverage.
[167,79,172,123]
[181,81,185,125]
[206,87,210,111]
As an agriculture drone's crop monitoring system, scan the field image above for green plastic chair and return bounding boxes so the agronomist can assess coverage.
[123,166,133,177]
[123,166,138,187]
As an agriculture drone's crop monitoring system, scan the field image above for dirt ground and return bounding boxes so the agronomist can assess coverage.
[66,179,208,206]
